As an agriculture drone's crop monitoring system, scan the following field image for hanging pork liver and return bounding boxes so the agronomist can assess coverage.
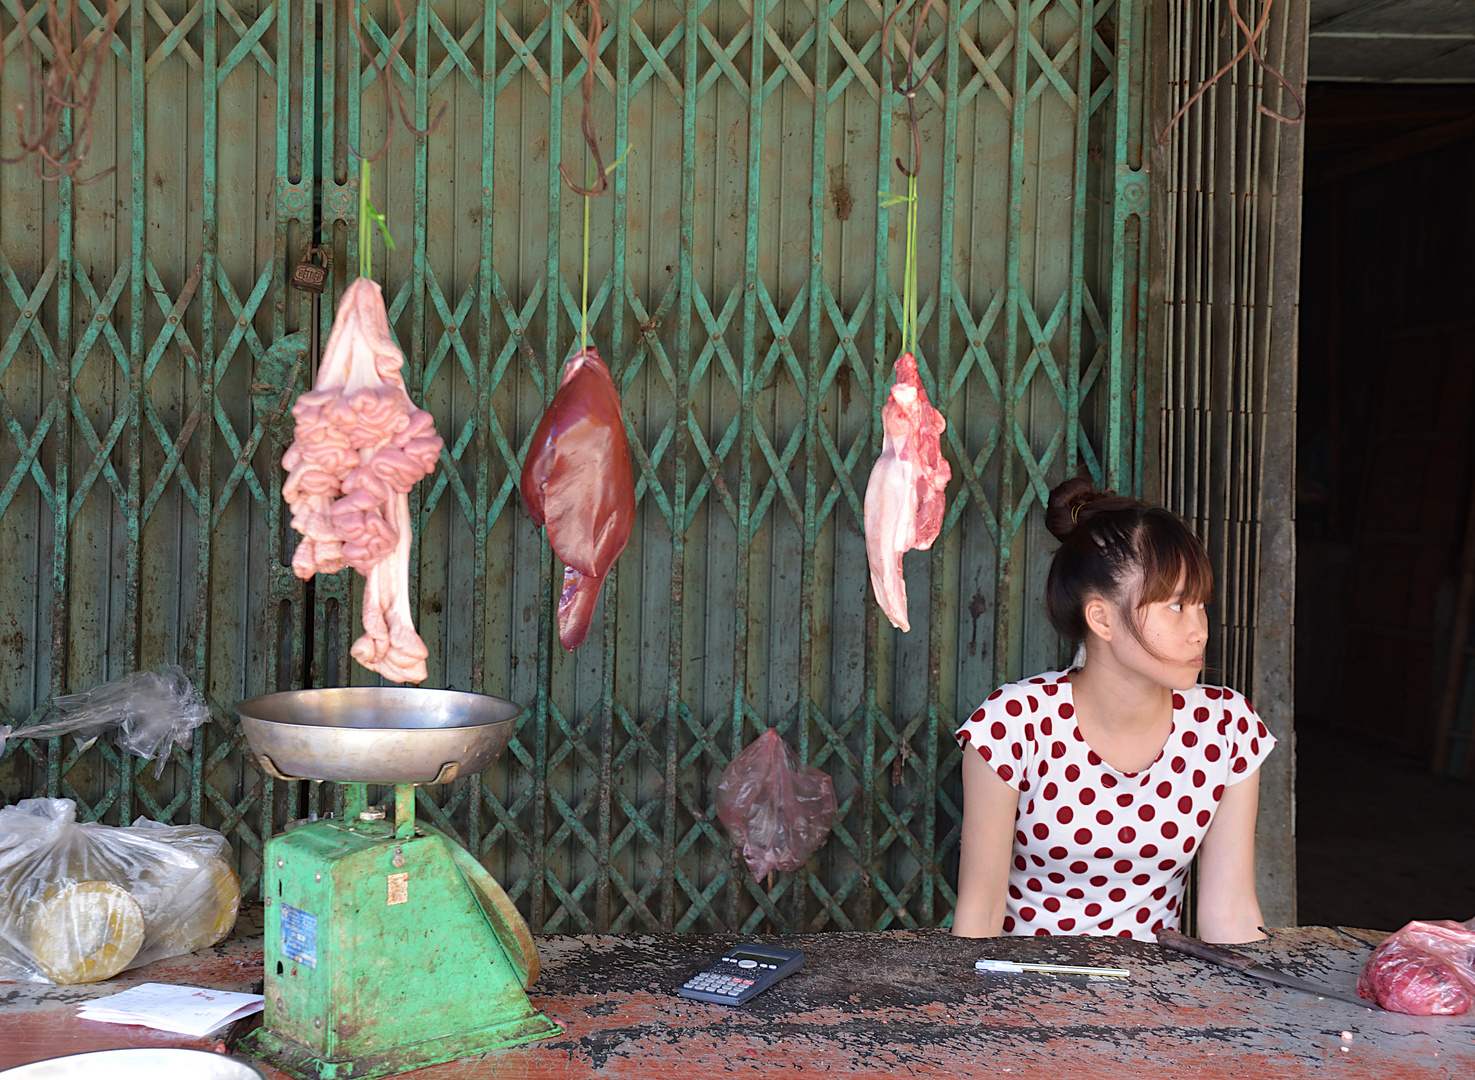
[864,353,950,633]
[282,278,443,684]
[521,347,636,650]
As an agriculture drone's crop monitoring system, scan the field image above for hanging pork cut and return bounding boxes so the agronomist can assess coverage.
[281,278,443,684]
[864,353,950,633]
[521,346,636,650]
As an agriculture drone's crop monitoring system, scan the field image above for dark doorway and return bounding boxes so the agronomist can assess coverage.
[1296,83,1475,929]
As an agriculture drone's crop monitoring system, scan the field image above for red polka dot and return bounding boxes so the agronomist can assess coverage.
[1152,885,1167,900]
[1101,774,1118,788]
[1204,745,1221,762]
[1048,872,1065,884]
[1196,809,1211,827]
[1108,888,1126,902]
[1233,757,1247,774]
[1132,873,1150,886]
[1017,830,1029,847]
[1152,919,1164,933]
[1087,751,1103,766]
[1171,756,1186,773]
[1140,844,1159,857]
[1015,855,1027,871]
[1256,721,1268,739]
[1041,717,1053,736]
[1084,902,1102,917]
[1027,696,1038,713]
[1060,704,1075,718]
[1183,837,1196,853]
[1100,918,1114,930]
[1006,699,1023,716]
[1080,788,1097,805]
[1027,878,1043,892]
[1074,828,1093,844]
[1033,823,1050,840]
[1118,826,1136,843]
[1093,848,1113,860]
[1046,740,1064,760]
[1237,717,1249,734]
[1250,738,1259,755]
[1067,888,1084,900]
[1212,784,1224,800]
[1089,874,1108,887]
[1027,800,1036,815]
[1158,859,1176,871]
[1113,859,1133,874]
[1035,927,1051,937]
[1161,821,1179,839]
[981,746,993,761]
[1192,769,1206,788]
[1009,884,1023,900]
[1031,855,1045,867]
[1049,846,1067,860]
[1118,793,1136,807]
[1012,742,1023,760]
[1029,677,1045,684]
[1024,723,1035,741]
[991,721,1007,740]
[1155,782,1171,798]
[1003,915,1016,931]
[1135,907,1150,924]
[1205,687,1222,700]
[1096,810,1114,825]
[1042,782,1059,801]
[1178,795,1192,814]
[1138,805,1155,821]
[1056,807,1074,825]
[1172,694,1186,709]
[1118,929,1135,939]
[1058,918,1076,931]
[1039,761,1050,776]
[1218,717,1230,734]
[1044,897,1061,913]
[1020,779,1031,793]
[1020,907,1036,922]
[1194,707,1209,723]
[1069,861,1087,874]
[988,689,1003,700]
[1167,896,1178,910]
[1065,764,1081,782]
[1182,731,1199,747]
[997,764,1015,781]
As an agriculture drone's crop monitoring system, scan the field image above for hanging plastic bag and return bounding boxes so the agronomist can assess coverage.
[715,728,837,880]
[0,666,210,778]
[0,799,240,984]
[1357,917,1475,1015]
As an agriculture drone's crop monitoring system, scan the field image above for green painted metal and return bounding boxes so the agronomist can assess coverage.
[1,0,1150,933]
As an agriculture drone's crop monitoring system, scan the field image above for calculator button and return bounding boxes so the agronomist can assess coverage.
[737,959,758,969]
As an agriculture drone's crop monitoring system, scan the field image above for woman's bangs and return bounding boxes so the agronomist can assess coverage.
[1137,523,1214,608]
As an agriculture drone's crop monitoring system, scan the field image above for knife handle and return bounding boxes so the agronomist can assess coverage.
[1157,928,1256,972]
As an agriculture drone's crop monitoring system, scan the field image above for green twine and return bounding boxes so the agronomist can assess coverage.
[359,158,395,279]
[879,170,921,356]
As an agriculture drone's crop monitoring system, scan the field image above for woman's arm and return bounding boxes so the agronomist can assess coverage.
[1194,768,1267,944]
[951,749,1020,937]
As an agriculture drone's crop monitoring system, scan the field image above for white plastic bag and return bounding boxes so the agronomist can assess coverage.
[0,799,240,984]
[0,666,210,777]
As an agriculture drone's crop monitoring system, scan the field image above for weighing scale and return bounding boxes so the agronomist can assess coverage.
[234,688,560,1080]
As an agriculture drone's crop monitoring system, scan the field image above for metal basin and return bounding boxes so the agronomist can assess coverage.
[235,687,521,784]
[0,1049,264,1079]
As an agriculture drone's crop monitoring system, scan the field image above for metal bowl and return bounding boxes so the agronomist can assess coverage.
[235,687,521,784]
[0,1049,264,1079]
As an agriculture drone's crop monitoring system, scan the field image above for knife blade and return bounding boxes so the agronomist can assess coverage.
[1157,928,1371,1009]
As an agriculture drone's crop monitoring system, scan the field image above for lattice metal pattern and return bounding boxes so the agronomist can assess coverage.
[1,0,1149,932]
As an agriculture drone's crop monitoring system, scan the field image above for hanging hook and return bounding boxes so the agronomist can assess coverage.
[559,0,609,197]
[882,0,943,178]
[348,0,449,164]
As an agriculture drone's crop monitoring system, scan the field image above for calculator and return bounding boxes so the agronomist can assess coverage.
[677,944,805,1005]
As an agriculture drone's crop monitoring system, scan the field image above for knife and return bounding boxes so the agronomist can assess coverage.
[1157,928,1371,1008]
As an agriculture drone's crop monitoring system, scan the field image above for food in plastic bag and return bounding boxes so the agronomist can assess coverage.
[1357,918,1475,1015]
[0,666,210,778]
[0,799,240,984]
[714,728,837,880]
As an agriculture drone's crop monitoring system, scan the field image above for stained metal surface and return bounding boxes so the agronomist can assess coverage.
[1,0,1153,933]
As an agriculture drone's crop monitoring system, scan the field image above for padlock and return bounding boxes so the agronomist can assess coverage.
[291,246,329,294]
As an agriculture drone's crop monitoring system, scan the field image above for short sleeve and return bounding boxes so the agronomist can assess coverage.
[955,684,1041,792]
[1215,689,1276,784]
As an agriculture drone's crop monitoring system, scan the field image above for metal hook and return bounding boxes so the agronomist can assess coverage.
[882,0,943,178]
[348,0,449,164]
[559,0,609,197]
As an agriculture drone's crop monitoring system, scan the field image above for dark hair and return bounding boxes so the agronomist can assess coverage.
[1043,477,1213,648]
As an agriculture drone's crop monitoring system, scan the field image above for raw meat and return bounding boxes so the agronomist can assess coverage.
[1357,918,1475,1015]
[864,353,950,632]
[520,346,636,650]
[282,278,443,684]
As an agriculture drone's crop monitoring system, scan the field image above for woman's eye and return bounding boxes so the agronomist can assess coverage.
[1168,603,1182,612]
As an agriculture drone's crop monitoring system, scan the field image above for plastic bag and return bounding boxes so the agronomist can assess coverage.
[0,799,240,984]
[0,666,210,778]
[1357,918,1475,1015]
[715,728,837,880]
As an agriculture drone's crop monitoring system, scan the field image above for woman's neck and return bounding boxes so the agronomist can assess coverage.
[1067,650,1175,771]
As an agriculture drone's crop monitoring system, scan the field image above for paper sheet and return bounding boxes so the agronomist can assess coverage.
[77,982,264,1038]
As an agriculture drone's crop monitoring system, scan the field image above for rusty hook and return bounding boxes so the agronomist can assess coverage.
[559,0,609,198]
[348,0,448,164]
[882,0,942,178]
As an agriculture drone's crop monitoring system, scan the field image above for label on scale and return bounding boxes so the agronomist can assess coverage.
[387,872,409,905]
[281,903,318,969]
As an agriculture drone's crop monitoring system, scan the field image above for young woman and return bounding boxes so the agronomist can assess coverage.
[951,478,1274,944]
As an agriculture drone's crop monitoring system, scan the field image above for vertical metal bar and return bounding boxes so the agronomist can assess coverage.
[1066,0,1093,478]
[48,114,77,801]
[196,0,219,826]
[1105,0,1134,492]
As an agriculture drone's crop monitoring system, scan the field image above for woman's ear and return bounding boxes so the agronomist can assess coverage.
[1083,594,1114,642]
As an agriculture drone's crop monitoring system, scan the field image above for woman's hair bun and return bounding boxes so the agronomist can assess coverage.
[1045,477,1105,541]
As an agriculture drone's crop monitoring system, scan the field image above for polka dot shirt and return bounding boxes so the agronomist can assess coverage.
[954,669,1276,941]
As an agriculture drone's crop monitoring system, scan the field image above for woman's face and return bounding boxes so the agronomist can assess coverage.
[1115,573,1208,690]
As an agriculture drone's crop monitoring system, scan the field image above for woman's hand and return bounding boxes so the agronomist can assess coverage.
[1195,767,1267,944]
[951,748,1020,937]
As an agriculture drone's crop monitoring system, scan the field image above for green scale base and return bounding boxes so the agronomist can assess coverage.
[246,816,560,1080]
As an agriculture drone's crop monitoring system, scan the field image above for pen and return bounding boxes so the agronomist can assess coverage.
[975,958,1131,978]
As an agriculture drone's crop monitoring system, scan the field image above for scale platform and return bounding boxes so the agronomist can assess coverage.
[235,688,560,1080]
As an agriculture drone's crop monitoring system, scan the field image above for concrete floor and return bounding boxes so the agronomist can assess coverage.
[1296,726,1475,930]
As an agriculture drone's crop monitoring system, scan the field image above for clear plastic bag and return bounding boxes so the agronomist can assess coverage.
[714,728,837,880]
[1357,918,1475,1015]
[0,666,210,778]
[0,799,240,984]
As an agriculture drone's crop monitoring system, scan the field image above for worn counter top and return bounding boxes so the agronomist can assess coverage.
[2,925,1472,1078]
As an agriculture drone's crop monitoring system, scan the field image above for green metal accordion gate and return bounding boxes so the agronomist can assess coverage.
[0,0,1151,932]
